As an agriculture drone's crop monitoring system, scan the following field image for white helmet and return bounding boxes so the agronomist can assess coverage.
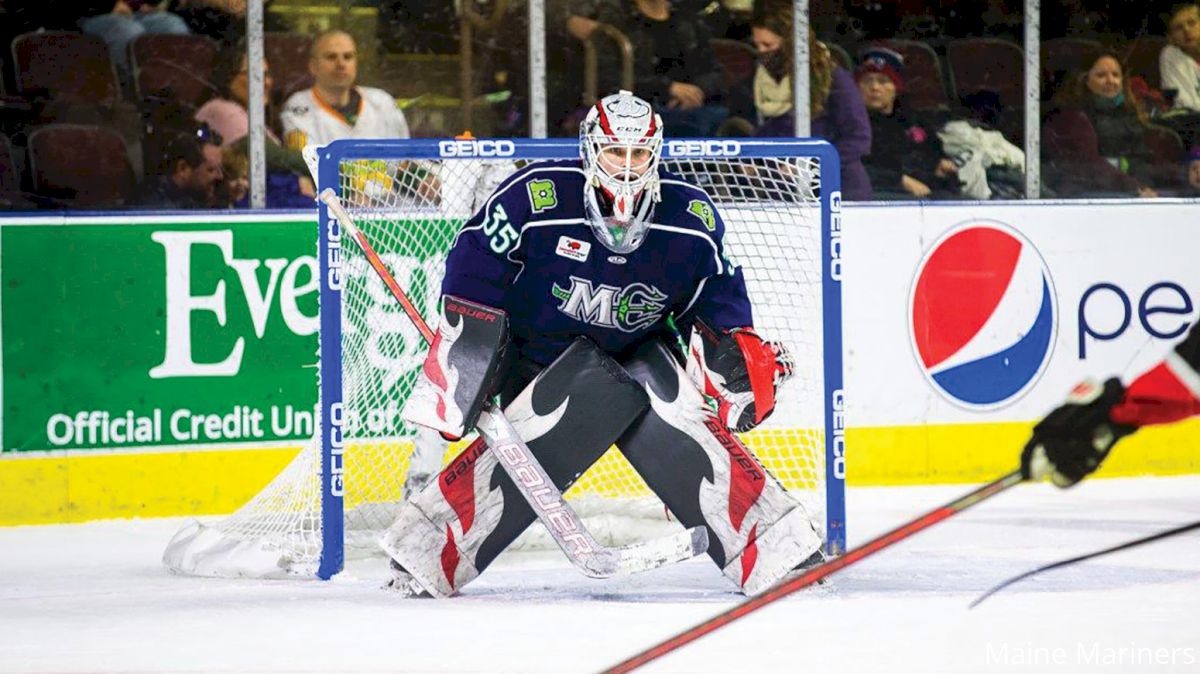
[580,90,664,254]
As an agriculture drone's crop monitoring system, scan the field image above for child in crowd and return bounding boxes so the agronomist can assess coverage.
[1186,146,1200,196]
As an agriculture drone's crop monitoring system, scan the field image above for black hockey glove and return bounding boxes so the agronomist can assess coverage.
[1020,378,1137,488]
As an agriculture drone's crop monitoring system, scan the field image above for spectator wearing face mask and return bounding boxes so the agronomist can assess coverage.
[749,6,872,200]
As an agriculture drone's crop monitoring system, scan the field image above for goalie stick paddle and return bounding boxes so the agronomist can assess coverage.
[600,469,1025,673]
[318,188,709,579]
[970,518,1200,609]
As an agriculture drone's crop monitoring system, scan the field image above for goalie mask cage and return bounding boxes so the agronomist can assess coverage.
[163,138,844,581]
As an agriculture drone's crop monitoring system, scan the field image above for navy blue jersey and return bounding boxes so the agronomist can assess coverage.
[442,159,753,365]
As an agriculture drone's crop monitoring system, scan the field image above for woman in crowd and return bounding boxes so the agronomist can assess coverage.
[195,46,315,207]
[1043,51,1167,197]
[749,5,873,200]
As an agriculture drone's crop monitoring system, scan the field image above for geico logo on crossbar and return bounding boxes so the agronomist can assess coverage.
[438,139,517,157]
[665,140,742,157]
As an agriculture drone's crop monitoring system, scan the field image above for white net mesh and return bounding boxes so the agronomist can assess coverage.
[164,146,830,578]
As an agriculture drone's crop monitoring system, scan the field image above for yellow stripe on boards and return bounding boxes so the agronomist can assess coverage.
[845,418,1200,485]
[0,447,301,526]
[2,418,1198,526]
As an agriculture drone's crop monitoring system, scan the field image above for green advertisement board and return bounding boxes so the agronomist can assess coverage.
[2,214,319,452]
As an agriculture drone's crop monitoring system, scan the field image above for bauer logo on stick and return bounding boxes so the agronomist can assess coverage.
[909,222,1058,409]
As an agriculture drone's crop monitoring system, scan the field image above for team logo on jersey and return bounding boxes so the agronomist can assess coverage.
[909,222,1057,409]
[551,276,667,332]
[528,179,558,213]
[556,236,591,262]
[687,199,717,231]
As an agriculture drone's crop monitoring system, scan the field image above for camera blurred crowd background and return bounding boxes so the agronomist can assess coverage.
[0,0,1198,209]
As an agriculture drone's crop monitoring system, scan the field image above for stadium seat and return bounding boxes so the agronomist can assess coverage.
[0,131,33,208]
[11,31,120,105]
[1040,37,1102,101]
[28,124,134,208]
[878,39,950,110]
[1122,36,1168,91]
[710,39,758,91]
[1145,123,1185,165]
[946,37,1024,112]
[1145,123,1186,192]
[1042,38,1101,80]
[130,34,219,109]
[0,131,19,193]
[264,32,314,101]
[828,42,852,70]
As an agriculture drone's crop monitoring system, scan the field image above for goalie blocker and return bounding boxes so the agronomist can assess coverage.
[391,330,822,597]
[403,295,508,439]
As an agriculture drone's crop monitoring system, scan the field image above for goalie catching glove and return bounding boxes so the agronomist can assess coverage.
[402,296,508,440]
[1020,378,1137,488]
[686,319,793,432]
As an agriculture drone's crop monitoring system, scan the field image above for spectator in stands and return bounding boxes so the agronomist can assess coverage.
[684,0,754,41]
[196,46,315,203]
[78,1,190,87]
[169,0,250,45]
[281,30,411,149]
[749,7,873,200]
[605,0,728,137]
[218,145,249,207]
[854,46,959,199]
[1043,52,1166,198]
[134,126,223,208]
[1161,2,1200,113]
[1185,145,1200,195]
[218,144,312,209]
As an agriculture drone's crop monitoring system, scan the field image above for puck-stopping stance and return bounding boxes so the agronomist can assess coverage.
[384,91,822,597]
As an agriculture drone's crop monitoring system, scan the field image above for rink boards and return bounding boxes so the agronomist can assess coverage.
[2,200,1199,524]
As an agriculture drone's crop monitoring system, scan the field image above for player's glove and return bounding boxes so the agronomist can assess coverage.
[1020,378,1137,488]
[687,321,793,433]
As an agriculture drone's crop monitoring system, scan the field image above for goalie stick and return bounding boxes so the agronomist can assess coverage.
[600,469,1024,673]
[970,517,1200,609]
[318,188,708,579]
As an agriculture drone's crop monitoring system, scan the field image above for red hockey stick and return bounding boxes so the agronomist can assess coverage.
[601,469,1025,673]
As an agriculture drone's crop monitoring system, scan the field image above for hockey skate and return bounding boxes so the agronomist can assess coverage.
[383,560,431,597]
[781,548,829,587]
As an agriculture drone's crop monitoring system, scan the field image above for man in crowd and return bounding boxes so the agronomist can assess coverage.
[134,128,224,208]
[281,29,410,149]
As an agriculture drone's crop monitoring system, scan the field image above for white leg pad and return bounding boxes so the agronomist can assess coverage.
[721,503,823,596]
[379,501,480,598]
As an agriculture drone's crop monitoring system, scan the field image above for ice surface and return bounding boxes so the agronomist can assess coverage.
[2,477,1198,673]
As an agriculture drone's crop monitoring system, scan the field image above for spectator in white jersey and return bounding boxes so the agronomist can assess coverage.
[281,29,410,150]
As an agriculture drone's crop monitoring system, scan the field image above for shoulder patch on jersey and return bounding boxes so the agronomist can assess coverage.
[528,179,559,213]
[686,199,717,231]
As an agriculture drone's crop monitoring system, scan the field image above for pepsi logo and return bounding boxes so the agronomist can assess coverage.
[909,222,1057,409]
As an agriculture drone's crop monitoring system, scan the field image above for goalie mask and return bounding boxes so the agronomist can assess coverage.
[580,90,663,254]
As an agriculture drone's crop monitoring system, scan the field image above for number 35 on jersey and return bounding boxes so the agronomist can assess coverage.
[483,203,519,254]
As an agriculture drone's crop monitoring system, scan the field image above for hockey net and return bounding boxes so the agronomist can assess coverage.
[164,138,844,579]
